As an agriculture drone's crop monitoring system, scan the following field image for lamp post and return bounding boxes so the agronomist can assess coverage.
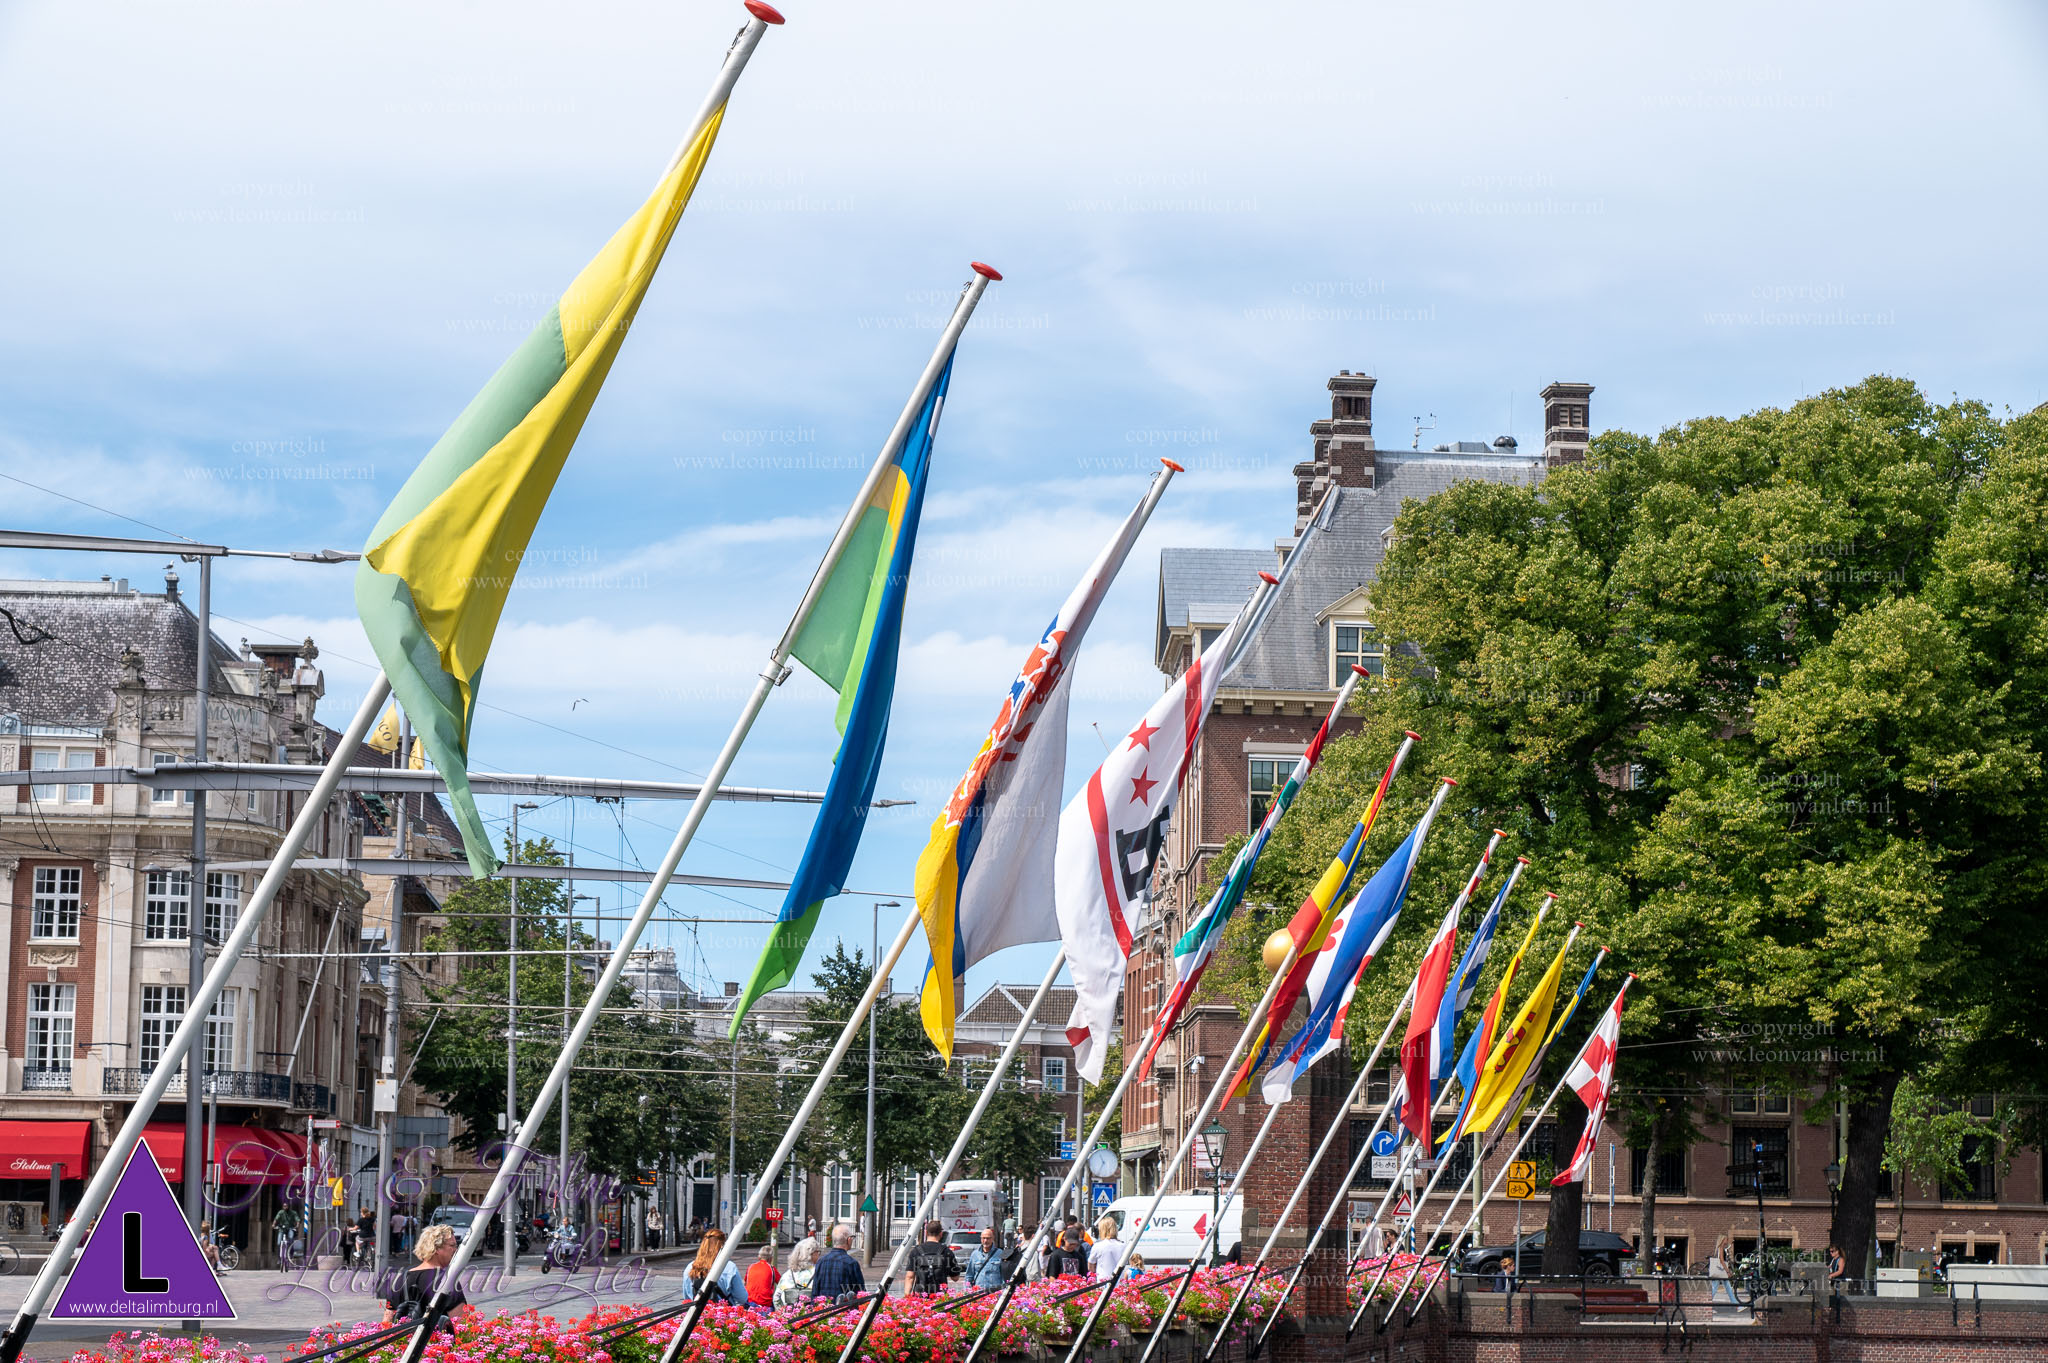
[563,892,598,1233]
[1199,1123,1226,1266]
[506,800,538,1274]
[866,902,900,1264]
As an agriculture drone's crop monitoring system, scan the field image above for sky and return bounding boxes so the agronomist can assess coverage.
[2,0,2044,1009]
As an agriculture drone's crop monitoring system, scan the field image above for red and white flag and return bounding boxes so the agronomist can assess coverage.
[1057,586,1260,1083]
[1397,884,1464,1145]
[1552,975,1635,1186]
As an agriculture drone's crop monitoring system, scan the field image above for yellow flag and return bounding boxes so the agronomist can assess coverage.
[408,737,426,771]
[366,702,402,755]
[1458,932,1574,1136]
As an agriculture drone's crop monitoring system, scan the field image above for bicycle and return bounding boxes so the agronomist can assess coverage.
[275,1231,306,1273]
[213,1234,241,1273]
[0,1243,19,1275]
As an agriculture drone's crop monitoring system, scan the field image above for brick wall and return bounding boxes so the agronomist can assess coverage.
[8,858,98,1064]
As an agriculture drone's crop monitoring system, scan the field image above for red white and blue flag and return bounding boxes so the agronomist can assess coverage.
[1398,872,1469,1145]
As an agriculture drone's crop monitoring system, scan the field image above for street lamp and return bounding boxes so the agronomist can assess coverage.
[866,902,900,1263]
[1825,1160,1843,1230]
[506,801,539,1274]
[1199,1122,1227,1265]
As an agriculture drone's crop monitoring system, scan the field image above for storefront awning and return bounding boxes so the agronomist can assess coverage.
[0,1121,90,1179]
[141,1123,307,1185]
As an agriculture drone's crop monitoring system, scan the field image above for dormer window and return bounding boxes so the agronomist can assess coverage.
[1332,620,1383,684]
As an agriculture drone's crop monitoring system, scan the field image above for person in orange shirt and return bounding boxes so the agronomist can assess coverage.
[745,1243,780,1309]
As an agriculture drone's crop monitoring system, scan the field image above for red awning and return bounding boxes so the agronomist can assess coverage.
[0,1121,90,1179]
[142,1123,307,1185]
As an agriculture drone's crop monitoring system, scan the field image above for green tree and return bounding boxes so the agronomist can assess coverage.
[1197,379,2046,1278]
[962,1083,1063,1189]
[1881,1079,1982,1253]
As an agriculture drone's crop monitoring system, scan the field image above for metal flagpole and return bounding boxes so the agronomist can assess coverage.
[1057,780,1453,1363]
[1362,924,1584,1313]
[1134,1065,1296,1363]
[1199,979,1415,1362]
[1380,957,1619,1326]
[0,673,393,1363]
[1355,926,1584,1318]
[416,254,997,1363]
[833,951,1067,1363]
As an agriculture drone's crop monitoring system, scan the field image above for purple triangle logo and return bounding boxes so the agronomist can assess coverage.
[52,1140,234,1320]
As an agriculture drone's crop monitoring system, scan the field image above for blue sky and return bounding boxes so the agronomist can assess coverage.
[3,0,2044,1006]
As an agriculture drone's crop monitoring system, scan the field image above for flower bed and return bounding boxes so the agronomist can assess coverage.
[1347,1254,1447,1308]
[64,1269,1295,1363]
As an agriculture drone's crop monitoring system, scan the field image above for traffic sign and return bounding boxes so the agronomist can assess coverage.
[1090,1182,1117,1211]
[764,1208,784,1226]
[53,1143,232,1320]
[1369,1131,1400,1156]
[860,1195,878,1213]
[1391,1192,1412,1222]
[311,1118,341,1130]
[1506,1161,1536,1181]
[1057,1141,1076,1160]
[1504,1161,1539,1200]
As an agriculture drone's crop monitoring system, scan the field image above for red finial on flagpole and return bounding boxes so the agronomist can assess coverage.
[1492,828,1508,838]
[1404,730,1421,740]
[1573,920,1586,929]
[1350,664,1369,677]
[1515,856,1530,865]
[1258,571,1279,584]
[744,2,785,23]
[1441,777,1458,786]
[970,262,1002,280]
[1161,458,1185,472]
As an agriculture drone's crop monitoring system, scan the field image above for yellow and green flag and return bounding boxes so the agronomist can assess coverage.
[354,111,728,876]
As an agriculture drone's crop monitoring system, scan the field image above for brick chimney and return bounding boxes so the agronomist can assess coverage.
[1541,381,1594,467]
[1300,371,1376,529]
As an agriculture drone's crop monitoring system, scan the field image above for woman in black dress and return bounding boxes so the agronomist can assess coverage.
[382,1224,471,1332]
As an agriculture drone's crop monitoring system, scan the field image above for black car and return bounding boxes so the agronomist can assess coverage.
[1459,1229,1634,1278]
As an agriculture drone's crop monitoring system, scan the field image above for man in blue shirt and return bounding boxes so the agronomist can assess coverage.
[811,1224,867,1301]
[965,1228,1006,1290]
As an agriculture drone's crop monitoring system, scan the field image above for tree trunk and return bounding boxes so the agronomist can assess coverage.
[1636,1106,1667,1271]
[1541,1099,1589,1277]
[1833,1069,1900,1283]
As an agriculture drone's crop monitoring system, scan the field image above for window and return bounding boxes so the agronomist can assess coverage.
[1248,757,1283,827]
[1333,622,1383,679]
[1944,1133,1997,1202]
[1366,1067,1395,1108]
[31,867,82,939]
[1432,1121,1474,1187]
[775,1165,804,1221]
[1625,763,1649,792]
[204,872,242,942]
[1731,1126,1789,1197]
[1630,1146,1688,1196]
[1730,1088,1790,1115]
[150,752,186,805]
[144,870,190,940]
[1195,627,1223,656]
[825,1165,857,1222]
[1040,1176,1064,1221]
[140,985,187,1069]
[30,749,59,803]
[1044,1056,1068,1094]
[891,1174,921,1223]
[204,988,238,1073]
[27,983,76,1076]
[64,750,94,803]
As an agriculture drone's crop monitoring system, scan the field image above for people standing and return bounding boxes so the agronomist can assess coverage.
[646,1207,664,1252]
[745,1243,781,1309]
[965,1228,1006,1291]
[1087,1217,1125,1282]
[904,1220,962,1296]
[1707,1238,1735,1306]
[812,1224,866,1301]
[1047,1228,1088,1278]
[382,1225,471,1331]
[684,1228,747,1306]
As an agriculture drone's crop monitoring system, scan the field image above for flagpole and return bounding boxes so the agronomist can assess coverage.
[959,575,1287,1363]
[1380,963,1625,1327]
[1198,983,1414,1361]
[1364,924,1583,1312]
[831,951,1066,1363]
[1056,776,1455,1363]
[0,672,392,1363]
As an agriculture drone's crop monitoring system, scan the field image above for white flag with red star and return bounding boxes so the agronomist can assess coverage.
[1057,594,1254,1083]
[1552,976,1634,1186]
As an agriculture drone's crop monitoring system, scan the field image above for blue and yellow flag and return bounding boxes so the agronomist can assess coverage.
[729,357,955,1034]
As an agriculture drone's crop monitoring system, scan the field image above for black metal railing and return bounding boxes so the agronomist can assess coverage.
[103,1067,294,1101]
[22,1066,72,1091]
[292,1081,336,1114]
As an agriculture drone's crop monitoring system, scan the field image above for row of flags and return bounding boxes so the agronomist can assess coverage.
[335,16,1626,1160]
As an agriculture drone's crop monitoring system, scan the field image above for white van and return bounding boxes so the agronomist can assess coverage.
[933,1179,1006,1236]
[1102,1195,1243,1267]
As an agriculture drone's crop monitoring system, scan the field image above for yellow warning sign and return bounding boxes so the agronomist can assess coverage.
[1504,1178,1537,1200]
[1507,1161,1536,1181]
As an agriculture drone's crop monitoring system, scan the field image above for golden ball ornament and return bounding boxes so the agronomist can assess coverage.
[1262,929,1294,974]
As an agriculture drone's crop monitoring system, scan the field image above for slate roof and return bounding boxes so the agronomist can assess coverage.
[1155,549,1270,670]
[1161,452,1546,692]
[958,983,1081,1032]
[0,580,238,730]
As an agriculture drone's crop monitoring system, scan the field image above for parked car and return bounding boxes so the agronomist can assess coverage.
[1460,1229,1634,1279]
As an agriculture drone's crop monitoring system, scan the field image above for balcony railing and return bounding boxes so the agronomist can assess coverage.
[22,1066,72,1092]
[291,1081,336,1115]
[102,1068,294,1102]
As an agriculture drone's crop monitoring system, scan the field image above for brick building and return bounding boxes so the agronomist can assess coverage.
[0,572,458,1261]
